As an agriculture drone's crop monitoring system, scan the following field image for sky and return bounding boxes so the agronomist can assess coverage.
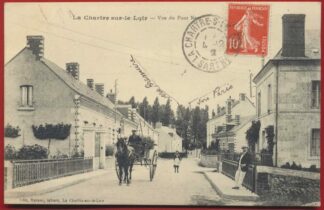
[4,2,321,115]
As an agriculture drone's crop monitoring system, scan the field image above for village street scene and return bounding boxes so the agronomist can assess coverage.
[4,2,321,207]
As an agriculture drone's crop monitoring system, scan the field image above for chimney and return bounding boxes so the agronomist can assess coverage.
[234,115,240,125]
[95,83,104,96]
[217,104,220,114]
[128,107,132,119]
[66,63,80,80]
[87,79,94,90]
[106,89,116,103]
[226,97,232,115]
[239,93,246,101]
[282,14,305,57]
[26,35,44,59]
[226,115,231,123]
[131,108,137,121]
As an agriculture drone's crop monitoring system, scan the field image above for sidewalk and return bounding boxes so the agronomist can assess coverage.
[5,169,109,201]
[203,171,259,201]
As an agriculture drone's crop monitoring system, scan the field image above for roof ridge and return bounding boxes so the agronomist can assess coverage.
[40,58,122,118]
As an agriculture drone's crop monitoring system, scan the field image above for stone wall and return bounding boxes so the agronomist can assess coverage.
[256,166,320,204]
[200,154,221,170]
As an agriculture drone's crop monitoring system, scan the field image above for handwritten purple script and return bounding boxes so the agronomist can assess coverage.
[130,55,180,104]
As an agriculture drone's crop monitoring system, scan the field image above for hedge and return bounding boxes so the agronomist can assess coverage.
[158,152,187,159]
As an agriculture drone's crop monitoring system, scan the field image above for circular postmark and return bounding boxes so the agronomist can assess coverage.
[182,14,231,73]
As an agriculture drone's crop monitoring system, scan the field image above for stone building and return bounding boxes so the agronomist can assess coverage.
[206,93,255,151]
[155,122,182,153]
[253,14,320,167]
[4,35,138,169]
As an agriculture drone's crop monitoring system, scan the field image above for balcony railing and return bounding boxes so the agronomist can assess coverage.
[11,157,93,188]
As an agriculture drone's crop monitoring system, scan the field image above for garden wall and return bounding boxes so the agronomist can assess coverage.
[199,154,221,170]
[256,166,320,204]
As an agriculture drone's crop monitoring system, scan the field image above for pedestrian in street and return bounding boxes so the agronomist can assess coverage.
[232,145,251,189]
[174,151,181,173]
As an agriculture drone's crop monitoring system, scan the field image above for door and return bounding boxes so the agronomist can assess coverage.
[95,133,100,158]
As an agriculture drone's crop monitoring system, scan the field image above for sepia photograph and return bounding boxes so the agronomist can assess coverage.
[3,1,321,206]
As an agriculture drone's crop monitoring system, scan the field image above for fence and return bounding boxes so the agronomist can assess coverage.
[11,157,93,188]
[221,152,273,166]
[222,159,256,192]
[220,151,272,192]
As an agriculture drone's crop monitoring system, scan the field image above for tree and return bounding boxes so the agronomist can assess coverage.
[265,125,275,153]
[151,97,160,126]
[175,107,191,151]
[191,106,201,145]
[159,104,166,124]
[212,109,216,118]
[161,99,174,126]
[129,96,137,109]
[32,123,71,155]
[139,97,149,121]
[246,120,261,153]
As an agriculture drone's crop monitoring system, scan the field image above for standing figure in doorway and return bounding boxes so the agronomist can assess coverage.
[232,145,251,189]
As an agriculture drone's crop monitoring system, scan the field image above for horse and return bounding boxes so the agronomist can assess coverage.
[115,138,135,185]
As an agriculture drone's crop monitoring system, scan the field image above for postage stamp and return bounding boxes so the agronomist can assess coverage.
[226,4,270,56]
[182,14,231,73]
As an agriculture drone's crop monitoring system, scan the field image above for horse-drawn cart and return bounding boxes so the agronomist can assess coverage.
[115,138,158,184]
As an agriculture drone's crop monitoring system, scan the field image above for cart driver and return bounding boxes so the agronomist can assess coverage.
[127,130,143,156]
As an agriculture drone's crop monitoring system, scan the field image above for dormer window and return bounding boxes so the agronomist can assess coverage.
[20,85,33,107]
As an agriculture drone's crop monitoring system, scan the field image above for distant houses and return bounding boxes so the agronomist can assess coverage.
[4,35,157,169]
[206,93,255,153]
[206,14,320,169]
[155,122,182,153]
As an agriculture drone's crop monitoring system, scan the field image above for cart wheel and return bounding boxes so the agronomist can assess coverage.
[149,150,158,181]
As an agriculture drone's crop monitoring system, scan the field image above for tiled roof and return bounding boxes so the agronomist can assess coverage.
[40,56,116,111]
[213,115,255,138]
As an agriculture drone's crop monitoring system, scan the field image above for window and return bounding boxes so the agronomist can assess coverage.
[257,92,261,117]
[168,132,174,137]
[311,81,320,108]
[267,84,272,113]
[20,85,33,107]
[310,129,320,157]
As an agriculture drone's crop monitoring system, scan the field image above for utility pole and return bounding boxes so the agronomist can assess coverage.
[114,79,118,144]
[114,79,118,123]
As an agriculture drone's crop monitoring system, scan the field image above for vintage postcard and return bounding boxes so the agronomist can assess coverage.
[3,2,321,206]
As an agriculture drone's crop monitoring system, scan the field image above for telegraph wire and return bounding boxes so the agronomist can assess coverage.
[9,12,250,77]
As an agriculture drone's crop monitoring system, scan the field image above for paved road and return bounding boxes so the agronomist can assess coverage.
[26,158,256,206]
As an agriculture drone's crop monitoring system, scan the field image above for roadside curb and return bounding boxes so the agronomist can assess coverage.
[5,170,109,200]
[202,171,259,202]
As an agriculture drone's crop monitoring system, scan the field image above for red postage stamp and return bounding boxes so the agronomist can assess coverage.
[226,4,270,56]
